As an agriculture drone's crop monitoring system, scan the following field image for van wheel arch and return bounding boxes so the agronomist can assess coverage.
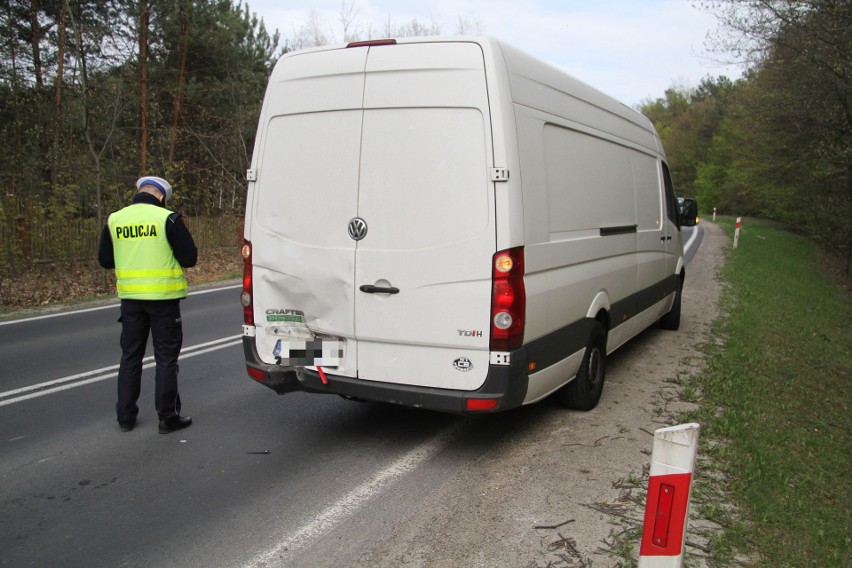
[557,319,607,411]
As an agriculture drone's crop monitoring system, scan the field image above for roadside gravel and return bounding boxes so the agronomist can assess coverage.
[351,221,728,568]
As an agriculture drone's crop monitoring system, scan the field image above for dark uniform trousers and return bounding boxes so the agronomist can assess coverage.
[116,299,183,423]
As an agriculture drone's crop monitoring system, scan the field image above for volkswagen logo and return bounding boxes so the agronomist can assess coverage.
[348,217,368,241]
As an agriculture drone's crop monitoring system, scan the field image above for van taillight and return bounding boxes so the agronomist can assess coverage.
[240,240,253,325]
[490,247,525,351]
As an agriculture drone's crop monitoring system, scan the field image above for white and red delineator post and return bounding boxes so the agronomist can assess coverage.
[712,207,717,222]
[638,423,701,568]
[733,217,742,248]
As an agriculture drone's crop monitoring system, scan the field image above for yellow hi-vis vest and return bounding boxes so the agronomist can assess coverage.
[108,203,187,300]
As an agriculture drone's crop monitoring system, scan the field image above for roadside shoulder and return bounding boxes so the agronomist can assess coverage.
[350,222,730,567]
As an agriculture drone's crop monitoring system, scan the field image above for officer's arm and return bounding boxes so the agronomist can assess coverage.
[98,224,115,269]
[166,213,198,268]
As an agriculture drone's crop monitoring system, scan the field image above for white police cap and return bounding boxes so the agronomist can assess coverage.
[135,176,173,203]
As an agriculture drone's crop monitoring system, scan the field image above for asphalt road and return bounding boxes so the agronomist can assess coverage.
[0,285,522,567]
[0,225,704,567]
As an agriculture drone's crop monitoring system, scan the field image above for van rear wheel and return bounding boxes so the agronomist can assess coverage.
[558,321,606,411]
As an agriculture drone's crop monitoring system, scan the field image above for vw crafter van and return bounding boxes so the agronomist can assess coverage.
[241,36,696,414]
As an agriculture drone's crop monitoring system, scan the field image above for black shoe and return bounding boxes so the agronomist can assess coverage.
[159,415,192,434]
[119,420,136,432]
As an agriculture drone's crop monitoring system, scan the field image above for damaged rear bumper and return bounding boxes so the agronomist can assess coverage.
[243,336,528,414]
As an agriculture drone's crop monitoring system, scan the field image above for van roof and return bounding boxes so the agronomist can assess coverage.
[273,35,658,148]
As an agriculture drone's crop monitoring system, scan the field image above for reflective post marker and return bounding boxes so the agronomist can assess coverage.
[733,217,742,249]
[639,423,700,568]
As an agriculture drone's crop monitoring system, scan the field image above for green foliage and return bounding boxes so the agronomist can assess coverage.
[0,0,279,227]
[641,77,736,198]
[693,217,851,566]
[642,1,851,267]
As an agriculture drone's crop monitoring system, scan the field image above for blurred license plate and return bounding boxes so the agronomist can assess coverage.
[273,338,343,367]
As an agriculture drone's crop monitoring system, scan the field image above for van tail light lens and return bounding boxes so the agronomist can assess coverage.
[490,247,525,351]
[241,240,254,325]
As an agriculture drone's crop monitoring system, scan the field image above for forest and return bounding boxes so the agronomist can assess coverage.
[0,0,849,276]
[640,0,850,269]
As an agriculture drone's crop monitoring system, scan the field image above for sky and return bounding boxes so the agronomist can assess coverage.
[243,0,745,108]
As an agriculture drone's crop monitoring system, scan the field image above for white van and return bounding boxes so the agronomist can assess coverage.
[240,36,696,413]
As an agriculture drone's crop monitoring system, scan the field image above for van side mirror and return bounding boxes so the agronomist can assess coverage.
[679,198,698,227]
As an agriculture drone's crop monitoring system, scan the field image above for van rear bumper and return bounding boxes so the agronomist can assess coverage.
[243,337,528,414]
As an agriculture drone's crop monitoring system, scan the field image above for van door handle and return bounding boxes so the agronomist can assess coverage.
[360,285,400,294]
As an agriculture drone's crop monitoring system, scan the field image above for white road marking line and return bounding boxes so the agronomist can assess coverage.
[0,335,242,407]
[0,284,242,326]
[683,225,701,261]
[243,423,462,568]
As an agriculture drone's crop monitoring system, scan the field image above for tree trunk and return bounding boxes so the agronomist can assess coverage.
[138,0,149,174]
[51,0,67,185]
[29,0,51,189]
[168,2,190,166]
[66,4,101,230]
[6,3,23,199]
[28,0,44,89]
[67,4,123,234]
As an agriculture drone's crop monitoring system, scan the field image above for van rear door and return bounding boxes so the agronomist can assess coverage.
[250,41,496,391]
[250,48,368,378]
[354,42,496,390]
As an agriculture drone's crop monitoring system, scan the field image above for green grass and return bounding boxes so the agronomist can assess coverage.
[692,217,851,566]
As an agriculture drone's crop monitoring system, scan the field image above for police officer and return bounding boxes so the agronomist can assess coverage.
[98,176,197,433]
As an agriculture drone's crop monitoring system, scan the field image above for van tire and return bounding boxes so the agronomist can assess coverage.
[659,277,683,330]
[558,321,606,411]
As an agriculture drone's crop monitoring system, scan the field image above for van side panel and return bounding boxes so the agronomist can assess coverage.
[496,40,678,403]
